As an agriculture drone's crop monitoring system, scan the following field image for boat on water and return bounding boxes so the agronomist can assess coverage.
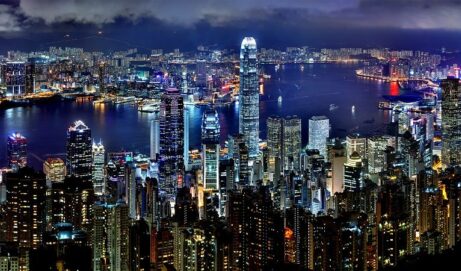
[114,96,136,104]
[300,64,305,72]
[138,103,159,113]
[93,98,110,105]
[278,96,282,103]
[378,101,392,110]
[329,104,339,111]
[352,105,356,113]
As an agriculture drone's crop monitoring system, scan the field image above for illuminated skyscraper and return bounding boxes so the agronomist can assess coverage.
[7,132,27,171]
[338,213,368,270]
[66,120,92,181]
[159,88,184,193]
[228,186,282,270]
[239,37,259,158]
[93,201,129,271]
[344,152,363,191]
[267,116,283,158]
[267,116,283,174]
[441,78,461,167]
[184,108,190,171]
[92,203,110,271]
[49,176,94,233]
[43,157,66,184]
[4,62,25,96]
[201,108,220,191]
[181,66,188,94]
[266,116,302,172]
[108,202,129,271]
[283,116,302,171]
[377,183,413,267]
[92,141,105,195]
[150,112,160,159]
[5,167,46,269]
[25,61,35,94]
[367,136,393,174]
[173,224,217,271]
[308,116,330,158]
[98,62,106,94]
[329,142,346,195]
[346,134,367,161]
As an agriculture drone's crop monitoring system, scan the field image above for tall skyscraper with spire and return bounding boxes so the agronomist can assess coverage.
[239,37,259,158]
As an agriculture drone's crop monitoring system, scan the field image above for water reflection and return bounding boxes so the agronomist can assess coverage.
[0,63,392,168]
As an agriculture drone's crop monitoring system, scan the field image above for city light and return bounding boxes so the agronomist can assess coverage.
[0,2,460,270]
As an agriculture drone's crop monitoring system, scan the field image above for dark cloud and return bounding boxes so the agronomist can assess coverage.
[16,0,358,26]
[0,4,21,32]
[1,0,461,34]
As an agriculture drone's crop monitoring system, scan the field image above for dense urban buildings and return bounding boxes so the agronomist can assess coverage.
[1,33,461,271]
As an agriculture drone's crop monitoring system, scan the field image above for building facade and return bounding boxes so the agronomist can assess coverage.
[239,37,259,158]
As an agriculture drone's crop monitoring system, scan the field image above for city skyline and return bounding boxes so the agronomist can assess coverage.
[2,2,461,270]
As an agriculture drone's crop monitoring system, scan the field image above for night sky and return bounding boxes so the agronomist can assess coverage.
[1,0,461,52]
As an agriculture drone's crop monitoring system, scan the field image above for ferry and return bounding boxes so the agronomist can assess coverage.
[93,98,110,105]
[114,96,136,104]
[138,103,159,113]
[378,101,392,110]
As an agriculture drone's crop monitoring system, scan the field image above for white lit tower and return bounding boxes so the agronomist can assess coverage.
[201,108,220,191]
[308,116,330,158]
[92,140,105,195]
[239,37,259,159]
[150,112,160,160]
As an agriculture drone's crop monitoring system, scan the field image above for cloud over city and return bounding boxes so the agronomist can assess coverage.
[1,0,461,33]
